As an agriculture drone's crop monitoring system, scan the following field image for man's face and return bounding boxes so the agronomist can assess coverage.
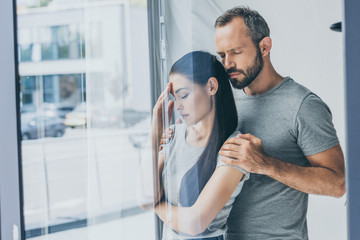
[215,17,263,89]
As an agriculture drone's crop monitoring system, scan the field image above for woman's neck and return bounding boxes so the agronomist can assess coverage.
[186,105,215,148]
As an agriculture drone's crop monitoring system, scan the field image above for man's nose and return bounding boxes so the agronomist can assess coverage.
[224,56,235,70]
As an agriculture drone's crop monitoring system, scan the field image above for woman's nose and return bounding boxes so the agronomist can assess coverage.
[175,100,182,111]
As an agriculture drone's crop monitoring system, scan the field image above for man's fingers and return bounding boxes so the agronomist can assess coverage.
[238,133,259,144]
[224,136,248,145]
[160,136,171,145]
[162,128,173,137]
[221,143,240,151]
[169,128,173,134]
[175,118,182,124]
[160,127,173,146]
[238,133,252,140]
[221,157,239,166]
[219,149,240,159]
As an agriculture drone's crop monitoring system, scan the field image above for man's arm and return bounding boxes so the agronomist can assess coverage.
[219,134,345,198]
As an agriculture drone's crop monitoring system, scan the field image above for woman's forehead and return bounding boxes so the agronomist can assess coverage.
[170,74,193,93]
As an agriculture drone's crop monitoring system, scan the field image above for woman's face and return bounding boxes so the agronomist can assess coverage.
[170,73,213,126]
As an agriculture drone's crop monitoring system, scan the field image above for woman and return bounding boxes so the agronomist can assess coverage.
[152,51,249,240]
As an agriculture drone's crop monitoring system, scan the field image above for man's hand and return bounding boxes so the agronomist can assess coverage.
[220,133,345,197]
[219,133,270,174]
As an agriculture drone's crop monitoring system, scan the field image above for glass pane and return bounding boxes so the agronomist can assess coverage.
[16,0,155,239]
[153,1,346,240]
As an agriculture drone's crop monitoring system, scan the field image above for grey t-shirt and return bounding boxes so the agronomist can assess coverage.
[160,124,249,240]
[226,77,339,240]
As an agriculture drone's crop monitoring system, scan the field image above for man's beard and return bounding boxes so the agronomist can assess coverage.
[227,48,263,89]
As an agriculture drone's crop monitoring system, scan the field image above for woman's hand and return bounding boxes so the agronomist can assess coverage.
[152,89,171,210]
[152,83,175,139]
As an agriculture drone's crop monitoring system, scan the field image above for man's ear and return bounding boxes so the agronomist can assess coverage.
[259,37,272,57]
[207,77,219,96]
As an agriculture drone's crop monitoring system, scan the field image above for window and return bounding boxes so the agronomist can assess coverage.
[16,0,154,239]
[1,0,347,239]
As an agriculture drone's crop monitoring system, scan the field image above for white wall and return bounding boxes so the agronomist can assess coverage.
[165,0,347,239]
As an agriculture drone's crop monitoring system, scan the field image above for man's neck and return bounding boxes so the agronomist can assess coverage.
[244,65,284,96]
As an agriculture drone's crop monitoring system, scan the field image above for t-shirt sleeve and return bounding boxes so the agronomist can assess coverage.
[216,130,250,181]
[216,156,250,181]
[296,93,340,156]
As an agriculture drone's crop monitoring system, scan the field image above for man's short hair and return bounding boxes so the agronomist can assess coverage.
[215,6,270,46]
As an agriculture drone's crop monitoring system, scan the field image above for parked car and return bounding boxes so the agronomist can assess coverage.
[56,105,75,118]
[42,103,75,119]
[64,102,87,128]
[64,102,150,128]
[21,103,74,119]
[21,113,66,140]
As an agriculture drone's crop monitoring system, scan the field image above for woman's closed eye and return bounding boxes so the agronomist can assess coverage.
[180,93,189,99]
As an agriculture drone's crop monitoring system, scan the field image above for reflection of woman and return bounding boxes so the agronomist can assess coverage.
[152,51,249,240]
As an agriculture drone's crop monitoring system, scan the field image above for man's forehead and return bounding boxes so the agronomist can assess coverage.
[215,33,248,53]
[215,23,251,52]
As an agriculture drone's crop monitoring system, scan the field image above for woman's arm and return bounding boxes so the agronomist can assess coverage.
[155,165,244,236]
[151,83,174,205]
[153,153,166,205]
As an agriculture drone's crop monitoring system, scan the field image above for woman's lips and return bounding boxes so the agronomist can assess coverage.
[181,114,189,118]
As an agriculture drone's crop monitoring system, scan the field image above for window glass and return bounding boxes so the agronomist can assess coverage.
[17,0,155,239]
[155,1,346,240]
[16,0,346,239]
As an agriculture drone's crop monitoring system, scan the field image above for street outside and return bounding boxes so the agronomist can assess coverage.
[22,123,155,238]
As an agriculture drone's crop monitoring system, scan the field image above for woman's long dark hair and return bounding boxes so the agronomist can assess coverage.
[170,51,238,207]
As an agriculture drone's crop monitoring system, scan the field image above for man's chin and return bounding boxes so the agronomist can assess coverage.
[230,77,255,90]
[230,78,246,89]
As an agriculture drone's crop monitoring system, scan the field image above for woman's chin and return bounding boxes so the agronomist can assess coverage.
[185,119,202,126]
[183,118,194,126]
